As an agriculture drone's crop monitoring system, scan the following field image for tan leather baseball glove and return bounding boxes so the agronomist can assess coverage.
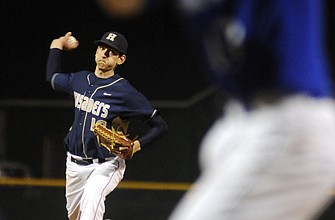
[93,123,135,160]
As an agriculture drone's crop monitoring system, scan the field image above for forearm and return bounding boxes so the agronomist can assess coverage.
[46,48,62,82]
[138,114,168,148]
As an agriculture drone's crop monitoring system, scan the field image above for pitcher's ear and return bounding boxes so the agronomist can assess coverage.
[117,54,126,65]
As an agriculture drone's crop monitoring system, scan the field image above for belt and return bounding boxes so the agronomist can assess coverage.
[70,156,111,166]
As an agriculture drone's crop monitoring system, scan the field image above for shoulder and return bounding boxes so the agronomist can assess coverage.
[113,74,137,91]
[53,70,92,81]
[63,70,92,77]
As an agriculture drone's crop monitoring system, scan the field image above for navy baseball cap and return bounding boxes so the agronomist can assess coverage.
[94,31,128,54]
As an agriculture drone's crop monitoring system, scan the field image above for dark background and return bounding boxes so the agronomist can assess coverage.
[1,0,335,101]
[1,0,335,219]
[0,0,210,101]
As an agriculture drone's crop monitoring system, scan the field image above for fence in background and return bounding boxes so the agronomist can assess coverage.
[1,88,335,220]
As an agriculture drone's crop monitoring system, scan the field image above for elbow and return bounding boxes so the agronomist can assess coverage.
[155,116,168,136]
[161,121,169,135]
[147,113,168,136]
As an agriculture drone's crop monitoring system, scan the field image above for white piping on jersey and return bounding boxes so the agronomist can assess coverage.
[144,109,157,123]
[51,73,60,90]
[81,77,124,157]
[151,109,157,118]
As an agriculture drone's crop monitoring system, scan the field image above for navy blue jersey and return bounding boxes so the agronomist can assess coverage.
[180,0,334,100]
[47,48,168,159]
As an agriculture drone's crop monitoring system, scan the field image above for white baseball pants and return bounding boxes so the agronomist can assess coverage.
[65,153,125,220]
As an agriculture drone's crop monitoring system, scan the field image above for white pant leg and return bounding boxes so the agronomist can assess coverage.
[65,154,126,220]
[79,157,125,220]
[66,154,92,219]
[170,96,335,220]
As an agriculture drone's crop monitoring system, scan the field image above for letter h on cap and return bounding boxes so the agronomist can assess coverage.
[106,33,117,41]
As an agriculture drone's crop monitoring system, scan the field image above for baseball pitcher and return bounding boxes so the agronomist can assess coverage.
[46,31,168,220]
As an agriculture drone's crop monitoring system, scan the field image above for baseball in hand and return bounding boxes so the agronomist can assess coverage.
[67,36,77,45]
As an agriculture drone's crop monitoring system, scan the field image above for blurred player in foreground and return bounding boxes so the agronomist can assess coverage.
[169,0,335,219]
[46,31,168,220]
